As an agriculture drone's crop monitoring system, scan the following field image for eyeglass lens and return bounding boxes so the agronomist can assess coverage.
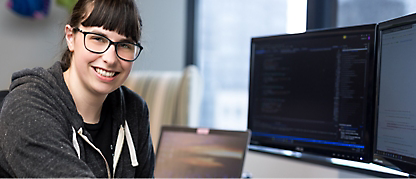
[85,33,140,61]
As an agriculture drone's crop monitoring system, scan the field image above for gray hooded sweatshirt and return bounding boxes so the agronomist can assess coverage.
[0,62,155,178]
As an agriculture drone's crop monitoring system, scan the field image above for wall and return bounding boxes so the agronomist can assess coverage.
[0,0,186,90]
[133,0,186,72]
[0,0,67,90]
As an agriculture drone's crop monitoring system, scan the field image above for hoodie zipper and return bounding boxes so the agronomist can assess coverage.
[77,128,112,178]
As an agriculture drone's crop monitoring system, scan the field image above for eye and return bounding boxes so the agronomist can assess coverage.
[118,43,134,50]
[88,34,108,43]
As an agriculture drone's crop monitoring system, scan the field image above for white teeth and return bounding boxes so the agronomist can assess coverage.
[95,68,116,77]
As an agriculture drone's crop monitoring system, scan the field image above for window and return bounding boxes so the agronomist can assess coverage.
[196,0,307,130]
[337,0,416,27]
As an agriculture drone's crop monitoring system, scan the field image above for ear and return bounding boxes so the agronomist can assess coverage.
[65,25,75,52]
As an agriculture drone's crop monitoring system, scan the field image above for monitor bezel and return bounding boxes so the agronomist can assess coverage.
[373,12,416,176]
[247,24,377,163]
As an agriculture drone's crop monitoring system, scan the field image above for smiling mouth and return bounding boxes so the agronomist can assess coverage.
[93,67,120,78]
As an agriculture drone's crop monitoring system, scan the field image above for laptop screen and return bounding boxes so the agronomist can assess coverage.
[154,126,251,178]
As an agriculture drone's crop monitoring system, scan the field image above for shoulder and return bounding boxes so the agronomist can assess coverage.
[10,62,63,91]
[0,84,72,157]
[7,62,68,105]
[120,86,145,103]
[0,83,70,134]
[120,85,148,115]
[4,78,57,118]
[118,86,150,131]
[5,62,70,113]
[0,62,74,135]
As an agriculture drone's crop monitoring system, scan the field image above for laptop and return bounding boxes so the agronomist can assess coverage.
[154,126,251,178]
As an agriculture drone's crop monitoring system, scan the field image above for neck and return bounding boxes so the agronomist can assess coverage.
[63,70,107,124]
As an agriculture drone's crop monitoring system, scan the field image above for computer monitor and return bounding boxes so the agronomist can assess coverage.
[373,13,416,176]
[248,24,376,163]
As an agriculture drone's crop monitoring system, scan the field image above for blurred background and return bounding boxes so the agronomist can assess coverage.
[1,0,416,177]
[2,0,416,131]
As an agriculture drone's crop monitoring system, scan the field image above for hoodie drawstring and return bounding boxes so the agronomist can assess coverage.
[72,127,81,159]
[72,121,139,177]
[113,125,124,176]
[124,121,139,167]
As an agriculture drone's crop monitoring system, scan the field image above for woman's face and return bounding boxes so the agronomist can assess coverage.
[65,25,134,96]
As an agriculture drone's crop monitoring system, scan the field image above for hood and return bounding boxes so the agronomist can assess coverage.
[10,61,83,130]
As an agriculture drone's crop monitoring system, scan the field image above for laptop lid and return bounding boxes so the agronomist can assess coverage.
[154,126,251,178]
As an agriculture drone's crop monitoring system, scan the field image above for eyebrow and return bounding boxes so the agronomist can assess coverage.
[88,30,107,37]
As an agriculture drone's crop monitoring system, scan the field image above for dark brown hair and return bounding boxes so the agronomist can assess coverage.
[61,0,143,71]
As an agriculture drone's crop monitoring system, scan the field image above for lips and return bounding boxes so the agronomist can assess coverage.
[93,67,119,78]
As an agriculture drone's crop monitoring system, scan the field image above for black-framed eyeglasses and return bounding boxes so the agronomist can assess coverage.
[73,27,143,62]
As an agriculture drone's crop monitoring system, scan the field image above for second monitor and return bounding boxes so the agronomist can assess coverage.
[248,24,376,162]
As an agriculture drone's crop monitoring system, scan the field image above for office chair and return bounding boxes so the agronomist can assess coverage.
[0,90,9,109]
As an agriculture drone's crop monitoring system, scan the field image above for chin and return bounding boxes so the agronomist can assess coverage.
[93,85,120,95]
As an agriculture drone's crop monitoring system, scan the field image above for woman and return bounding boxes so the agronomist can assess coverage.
[0,0,155,177]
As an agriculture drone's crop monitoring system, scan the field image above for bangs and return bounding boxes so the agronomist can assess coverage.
[81,0,141,42]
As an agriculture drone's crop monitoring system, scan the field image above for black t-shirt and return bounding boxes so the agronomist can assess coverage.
[84,100,114,174]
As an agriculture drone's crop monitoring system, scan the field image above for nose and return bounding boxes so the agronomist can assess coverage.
[102,44,118,65]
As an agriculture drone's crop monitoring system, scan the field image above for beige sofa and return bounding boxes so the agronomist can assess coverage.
[123,65,203,150]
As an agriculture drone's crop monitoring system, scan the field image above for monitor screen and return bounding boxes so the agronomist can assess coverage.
[154,126,251,178]
[248,24,376,163]
[373,13,416,176]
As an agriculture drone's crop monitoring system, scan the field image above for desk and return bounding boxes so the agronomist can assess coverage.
[243,150,376,178]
